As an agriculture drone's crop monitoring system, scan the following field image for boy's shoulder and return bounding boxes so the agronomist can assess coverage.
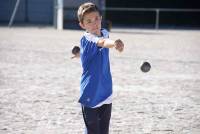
[82,29,109,39]
[81,28,109,42]
[81,32,99,44]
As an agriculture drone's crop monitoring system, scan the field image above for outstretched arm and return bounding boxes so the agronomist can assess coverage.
[71,39,124,59]
[97,39,124,52]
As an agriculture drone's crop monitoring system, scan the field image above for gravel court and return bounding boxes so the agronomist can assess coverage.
[0,27,200,134]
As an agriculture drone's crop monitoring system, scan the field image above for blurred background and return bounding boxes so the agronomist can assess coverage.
[0,0,200,30]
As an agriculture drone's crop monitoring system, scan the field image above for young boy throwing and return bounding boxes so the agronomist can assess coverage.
[76,2,124,134]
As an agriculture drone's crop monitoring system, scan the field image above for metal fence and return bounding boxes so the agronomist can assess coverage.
[103,7,200,29]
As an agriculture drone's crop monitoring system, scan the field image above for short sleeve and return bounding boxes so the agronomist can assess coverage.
[101,29,109,38]
[80,36,99,68]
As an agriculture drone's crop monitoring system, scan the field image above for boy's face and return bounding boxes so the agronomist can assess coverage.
[79,11,102,36]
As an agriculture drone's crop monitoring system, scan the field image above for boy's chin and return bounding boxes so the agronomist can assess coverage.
[92,29,101,35]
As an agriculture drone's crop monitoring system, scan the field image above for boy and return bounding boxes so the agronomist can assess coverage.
[75,2,124,134]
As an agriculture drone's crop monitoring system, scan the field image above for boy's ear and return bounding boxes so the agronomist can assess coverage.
[79,22,85,29]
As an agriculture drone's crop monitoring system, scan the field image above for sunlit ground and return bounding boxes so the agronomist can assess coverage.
[0,27,200,134]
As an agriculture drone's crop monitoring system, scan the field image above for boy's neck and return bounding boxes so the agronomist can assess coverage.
[87,30,102,37]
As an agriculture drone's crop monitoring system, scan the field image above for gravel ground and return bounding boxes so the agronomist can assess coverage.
[0,27,200,134]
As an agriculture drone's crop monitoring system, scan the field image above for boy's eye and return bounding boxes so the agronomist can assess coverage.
[84,16,100,24]
[84,19,91,24]
[87,20,92,24]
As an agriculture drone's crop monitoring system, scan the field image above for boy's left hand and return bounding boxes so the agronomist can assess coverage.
[114,39,124,52]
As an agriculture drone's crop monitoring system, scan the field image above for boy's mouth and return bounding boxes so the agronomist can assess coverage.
[91,28,98,32]
[93,27,100,31]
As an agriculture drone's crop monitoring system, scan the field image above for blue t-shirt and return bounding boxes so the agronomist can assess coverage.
[79,29,112,108]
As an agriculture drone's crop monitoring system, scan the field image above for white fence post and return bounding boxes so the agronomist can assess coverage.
[57,0,63,30]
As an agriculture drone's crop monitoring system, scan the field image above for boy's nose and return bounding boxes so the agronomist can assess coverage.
[92,20,97,25]
[93,18,99,24]
[91,22,98,27]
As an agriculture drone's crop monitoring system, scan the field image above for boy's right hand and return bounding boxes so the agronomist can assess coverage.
[114,39,124,52]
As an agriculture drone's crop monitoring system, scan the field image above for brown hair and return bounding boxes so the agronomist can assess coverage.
[77,2,100,23]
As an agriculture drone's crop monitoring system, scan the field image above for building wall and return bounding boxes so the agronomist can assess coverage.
[0,0,104,28]
[0,0,53,24]
[0,0,25,22]
[26,0,53,24]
